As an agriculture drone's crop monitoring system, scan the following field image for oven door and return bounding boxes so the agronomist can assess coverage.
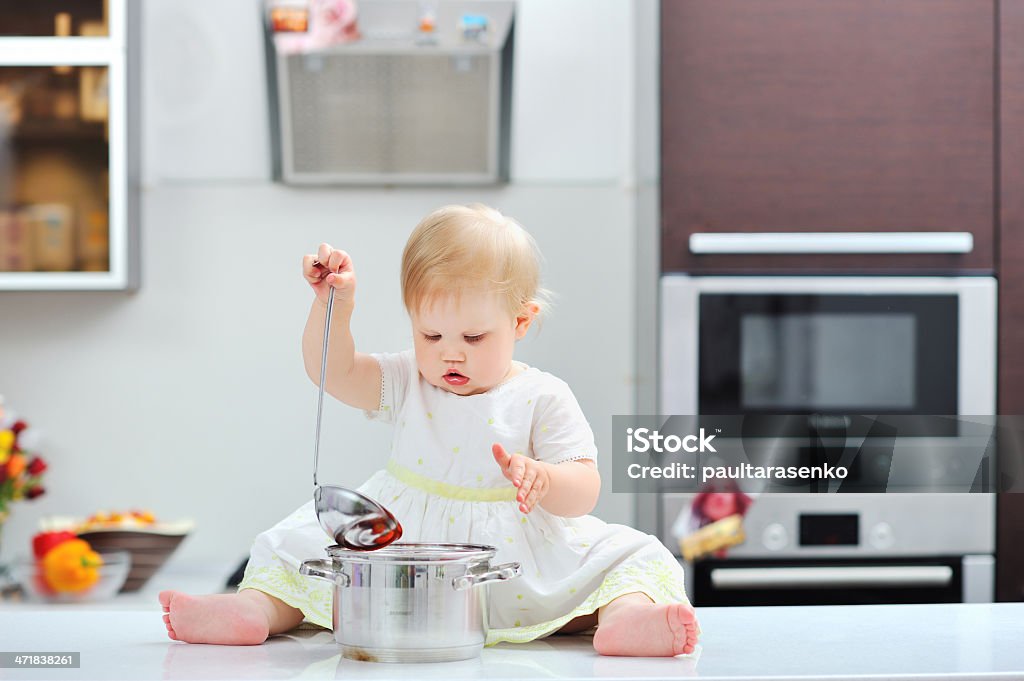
[700,293,956,415]
[660,276,997,417]
[660,492,997,604]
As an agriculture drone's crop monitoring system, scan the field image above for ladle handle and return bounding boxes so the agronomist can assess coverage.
[313,283,335,489]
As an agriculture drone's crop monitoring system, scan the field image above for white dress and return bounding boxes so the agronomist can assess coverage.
[238,350,690,645]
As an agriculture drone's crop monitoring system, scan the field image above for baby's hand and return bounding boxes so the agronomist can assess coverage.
[492,444,551,514]
[303,243,356,307]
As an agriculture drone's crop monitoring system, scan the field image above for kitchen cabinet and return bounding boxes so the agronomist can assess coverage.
[0,0,139,290]
[661,0,995,274]
[997,0,1024,603]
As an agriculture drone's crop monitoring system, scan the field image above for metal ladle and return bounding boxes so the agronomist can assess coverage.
[312,275,402,550]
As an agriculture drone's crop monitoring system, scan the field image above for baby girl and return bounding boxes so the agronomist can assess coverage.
[160,204,699,656]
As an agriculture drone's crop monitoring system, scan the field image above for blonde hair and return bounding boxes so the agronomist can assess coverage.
[401,204,550,319]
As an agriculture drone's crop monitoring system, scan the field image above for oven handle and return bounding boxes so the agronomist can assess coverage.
[688,232,974,255]
[710,565,954,590]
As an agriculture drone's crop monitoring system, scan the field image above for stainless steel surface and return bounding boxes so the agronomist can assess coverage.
[709,565,954,590]
[311,282,333,492]
[658,275,997,417]
[452,564,521,591]
[269,1,515,185]
[326,542,497,563]
[312,283,400,549]
[651,275,998,605]
[632,0,661,561]
[300,543,522,663]
[688,232,974,254]
[660,493,996,558]
[962,555,996,603]
[658,493,997,605]
[313,483,402,550]
[299,558,351,586]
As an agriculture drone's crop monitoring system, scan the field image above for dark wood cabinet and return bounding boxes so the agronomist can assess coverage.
[997,0,1024,603]
[661,0,996,273]
[660,0,1024,602]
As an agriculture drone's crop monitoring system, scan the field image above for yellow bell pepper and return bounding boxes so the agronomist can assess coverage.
[41,539,104,593]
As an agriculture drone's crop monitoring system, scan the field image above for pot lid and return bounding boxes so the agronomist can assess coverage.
[325,542,496,563]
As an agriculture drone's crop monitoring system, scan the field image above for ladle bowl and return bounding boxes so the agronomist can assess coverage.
[314,485,402,549]
[312,272,402,549]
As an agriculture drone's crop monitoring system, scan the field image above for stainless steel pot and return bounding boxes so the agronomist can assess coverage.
[300,542,521,663]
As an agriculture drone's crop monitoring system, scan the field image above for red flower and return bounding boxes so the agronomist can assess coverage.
[26,486,45,499]
[11,420,28,435]
[27,456,47,476]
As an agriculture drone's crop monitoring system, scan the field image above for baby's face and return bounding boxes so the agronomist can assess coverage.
[410,289,530,396]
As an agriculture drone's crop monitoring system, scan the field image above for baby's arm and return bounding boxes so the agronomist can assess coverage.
[301,244,381,411]
[492,445,601,517]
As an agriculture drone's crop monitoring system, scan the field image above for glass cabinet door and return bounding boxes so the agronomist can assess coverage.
[0,0,136,290]
[0,1,109,37]
[1,65,110,273]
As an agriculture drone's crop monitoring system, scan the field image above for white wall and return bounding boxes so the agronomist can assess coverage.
[0,0,644,579]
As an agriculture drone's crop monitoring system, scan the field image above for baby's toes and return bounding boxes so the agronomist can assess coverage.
[667,604,699,655]
[164,617,180,641]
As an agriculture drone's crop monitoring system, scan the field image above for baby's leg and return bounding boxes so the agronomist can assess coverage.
[555,613,598,634]
[592,592,699,657]
[159,589,304,645]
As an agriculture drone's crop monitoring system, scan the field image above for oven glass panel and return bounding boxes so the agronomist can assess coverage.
[741,313,916,410]
[699,294,958,415]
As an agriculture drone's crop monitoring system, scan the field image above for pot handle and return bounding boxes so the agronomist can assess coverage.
[300,559,351,587]
[452,562,522,591]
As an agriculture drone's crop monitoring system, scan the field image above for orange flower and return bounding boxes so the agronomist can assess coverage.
[0,413,46,511]
[6,453,27,479]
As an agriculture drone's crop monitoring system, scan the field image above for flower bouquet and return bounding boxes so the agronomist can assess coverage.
[0,397,49,578]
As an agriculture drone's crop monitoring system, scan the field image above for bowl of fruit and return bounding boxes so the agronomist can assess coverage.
[15,531,131,602]
[74,510,193,592]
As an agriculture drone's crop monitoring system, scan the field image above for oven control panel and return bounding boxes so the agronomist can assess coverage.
[660,492,994,558]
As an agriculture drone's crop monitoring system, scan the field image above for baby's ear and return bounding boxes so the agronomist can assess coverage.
[515,302,541,339]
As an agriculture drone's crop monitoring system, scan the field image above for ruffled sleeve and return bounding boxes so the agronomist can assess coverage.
[530,378,598,467]
[364,349,417,424]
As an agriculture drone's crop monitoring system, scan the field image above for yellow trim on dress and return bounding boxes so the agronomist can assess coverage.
[485,558,695,646]
[387,460,517,502]
[238,563,333,629]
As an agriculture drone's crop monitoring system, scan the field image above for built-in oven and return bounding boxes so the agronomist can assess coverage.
[654,275,998,605]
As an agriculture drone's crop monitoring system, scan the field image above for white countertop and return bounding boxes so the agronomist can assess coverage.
[1,600,1023,680]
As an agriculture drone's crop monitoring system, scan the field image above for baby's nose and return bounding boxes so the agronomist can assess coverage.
[441,347,466,362]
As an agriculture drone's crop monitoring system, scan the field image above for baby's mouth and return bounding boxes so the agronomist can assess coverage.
[443,369,469,386]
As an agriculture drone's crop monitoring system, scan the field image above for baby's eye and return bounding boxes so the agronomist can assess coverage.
[423,334,441,343]
[464,334,486,344]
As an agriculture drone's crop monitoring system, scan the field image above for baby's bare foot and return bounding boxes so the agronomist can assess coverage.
[159,590,270,645]
[593,601,699,657]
